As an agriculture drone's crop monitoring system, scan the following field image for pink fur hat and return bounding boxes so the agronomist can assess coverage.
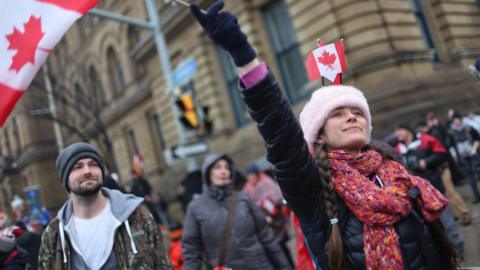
[299,85,372,148]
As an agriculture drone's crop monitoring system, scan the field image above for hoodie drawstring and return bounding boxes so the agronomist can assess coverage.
[124,220,138,254]
[59,221,68,263]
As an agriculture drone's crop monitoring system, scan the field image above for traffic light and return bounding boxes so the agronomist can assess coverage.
[175,94,198,129]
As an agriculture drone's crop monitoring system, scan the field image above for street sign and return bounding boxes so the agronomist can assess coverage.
[164,140,209,165]
[171,57,197,87]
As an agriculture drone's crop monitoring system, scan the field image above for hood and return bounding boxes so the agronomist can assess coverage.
[56,188,143,264]
[201,153,236,186]
[57,188,143,225]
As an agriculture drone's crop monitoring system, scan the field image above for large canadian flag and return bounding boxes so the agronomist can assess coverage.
[0,0,99,127]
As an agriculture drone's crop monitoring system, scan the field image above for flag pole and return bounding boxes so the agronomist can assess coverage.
[339,38,344,84]
[316,39,325,86]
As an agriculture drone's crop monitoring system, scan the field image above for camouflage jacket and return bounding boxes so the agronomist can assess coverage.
[38,188,173,270]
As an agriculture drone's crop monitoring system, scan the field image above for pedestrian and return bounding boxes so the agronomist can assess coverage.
[38,142,173,269]
[448,113,480,202]
[0,228,28,270]
[126,169,153,198]
[103,173,124,192]
[190,2,458,269]
[395,123,465,259]
[243,163,283,205]
[13,221,41,270]
[243,163,293,266]
[468,57,480,80]
[182,154,292,270]
[426,112,465,186]
[177,170,203,212]
[463,109,480,135]
[168,222,184,270]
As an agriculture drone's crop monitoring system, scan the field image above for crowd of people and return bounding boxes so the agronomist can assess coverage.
[1,1,479,269]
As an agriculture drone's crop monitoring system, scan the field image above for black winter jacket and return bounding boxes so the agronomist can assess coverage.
[241,71,448,270]
[396,133,448,193]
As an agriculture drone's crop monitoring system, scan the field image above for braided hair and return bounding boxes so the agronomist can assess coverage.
[313,142,345,270]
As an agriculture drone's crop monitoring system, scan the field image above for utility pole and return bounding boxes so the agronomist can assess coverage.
[88,0,198,171]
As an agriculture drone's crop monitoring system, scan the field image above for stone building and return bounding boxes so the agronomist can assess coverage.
[1,0,479,210]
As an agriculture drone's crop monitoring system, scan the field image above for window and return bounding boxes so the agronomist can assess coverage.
[217,48,250,126]
[107,47,125,98]
[152,114,166,150]
[128,129,140,154]
[411,0,439,62]
[89,66,106,105]
[262,0,308,103]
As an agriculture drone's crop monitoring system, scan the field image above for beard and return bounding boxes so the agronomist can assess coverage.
[70,180,102,197]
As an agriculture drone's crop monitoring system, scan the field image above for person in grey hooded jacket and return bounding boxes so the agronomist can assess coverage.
[38,142,173,269]
[182,154,292,270]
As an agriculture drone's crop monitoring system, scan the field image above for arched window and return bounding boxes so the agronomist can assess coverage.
[107,47,125,98]
[89,66,106,105]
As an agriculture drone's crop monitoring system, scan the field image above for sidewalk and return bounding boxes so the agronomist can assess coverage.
[456,183,480,268]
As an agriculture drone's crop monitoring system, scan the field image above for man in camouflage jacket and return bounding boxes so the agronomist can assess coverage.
[38,142,173,269]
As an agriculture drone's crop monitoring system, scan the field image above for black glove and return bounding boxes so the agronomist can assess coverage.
[191,1,256,67]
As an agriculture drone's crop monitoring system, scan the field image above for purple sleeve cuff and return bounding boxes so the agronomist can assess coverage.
[240,62,268,88]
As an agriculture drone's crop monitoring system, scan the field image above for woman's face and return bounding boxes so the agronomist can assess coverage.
[209,159,232,186]
[316,106,369,154]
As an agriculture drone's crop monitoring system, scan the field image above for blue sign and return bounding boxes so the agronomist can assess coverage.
[172,57,197,87]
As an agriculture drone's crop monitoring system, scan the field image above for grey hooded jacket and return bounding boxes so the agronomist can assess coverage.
[182,154,291,270]
[38,188,173,269]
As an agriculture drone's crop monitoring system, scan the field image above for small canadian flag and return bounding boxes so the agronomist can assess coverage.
[0,0,100,127]
[305,40,346,84]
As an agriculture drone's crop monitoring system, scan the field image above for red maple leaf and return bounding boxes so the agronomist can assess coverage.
[6,16,46,73]
[317,50,337,70]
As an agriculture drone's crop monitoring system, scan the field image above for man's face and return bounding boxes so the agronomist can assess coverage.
[246,173,260,184]
[395,128,412,144]
[68,158,102,196]
[416,125,429,134]
[452,117,462,127]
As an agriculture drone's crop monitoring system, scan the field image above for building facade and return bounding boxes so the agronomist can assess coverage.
[1,0,479,210]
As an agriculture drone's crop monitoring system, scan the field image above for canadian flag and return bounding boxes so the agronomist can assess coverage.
[0,0,100,127]
[305,40,346,84]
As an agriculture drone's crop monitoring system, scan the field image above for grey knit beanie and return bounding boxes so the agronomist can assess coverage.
[56,142,105,192]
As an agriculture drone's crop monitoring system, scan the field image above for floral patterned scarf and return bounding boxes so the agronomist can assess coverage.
[328,149,448,270]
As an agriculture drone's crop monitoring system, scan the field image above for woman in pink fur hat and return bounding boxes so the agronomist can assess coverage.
[191,2,458,270]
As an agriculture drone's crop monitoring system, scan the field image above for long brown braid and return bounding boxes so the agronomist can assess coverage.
[314,142,458,269]
[313,142,345,270]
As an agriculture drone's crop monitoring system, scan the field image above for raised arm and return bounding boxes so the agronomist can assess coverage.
[190,1,323,220]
